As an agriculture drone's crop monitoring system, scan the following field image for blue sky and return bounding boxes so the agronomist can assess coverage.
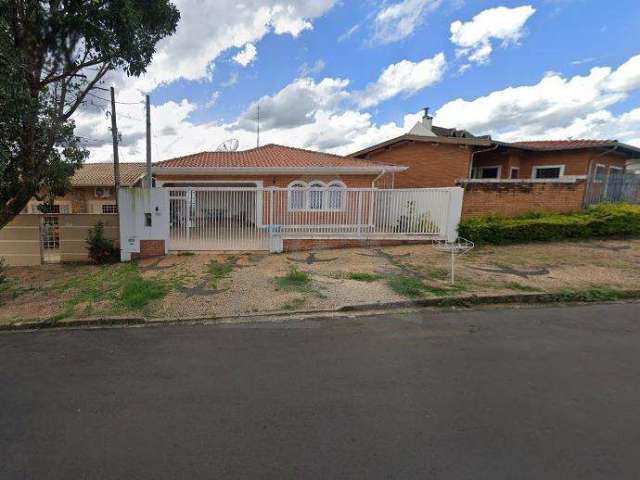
[78,0,640,162]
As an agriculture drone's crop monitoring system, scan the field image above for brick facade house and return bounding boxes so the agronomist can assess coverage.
[24,163,146,214]
[351,110,640,217]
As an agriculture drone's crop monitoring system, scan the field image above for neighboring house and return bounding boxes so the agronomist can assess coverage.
[25,163,146,214]
[352,110,640,216]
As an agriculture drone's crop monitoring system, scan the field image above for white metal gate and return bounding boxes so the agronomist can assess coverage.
[169,187,269,251]
[167,186,463,252]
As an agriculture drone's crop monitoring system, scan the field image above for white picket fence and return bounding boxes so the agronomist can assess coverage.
[167,186,463,251]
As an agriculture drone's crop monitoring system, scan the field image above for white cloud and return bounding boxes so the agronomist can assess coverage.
[126,0,337,92]
[607,54,640,92]
[233,43,257,67]
[354,53,446,108]
[205,91,221,109]
[298,59,326,77]
[238,77,351,130]
[338,24,360,43]
[372,0,443,44]
[434,55,640,145]
[450,5,536,66]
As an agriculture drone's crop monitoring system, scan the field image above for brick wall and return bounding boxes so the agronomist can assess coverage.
[282,238,429,252]
[474,149,628,179]
[362,142,472,188]
[459,180,587,217]
[132,240,166,259]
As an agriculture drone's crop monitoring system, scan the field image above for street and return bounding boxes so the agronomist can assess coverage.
[1,303,640,479]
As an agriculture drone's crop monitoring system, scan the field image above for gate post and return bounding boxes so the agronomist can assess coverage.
[445,187,464,242]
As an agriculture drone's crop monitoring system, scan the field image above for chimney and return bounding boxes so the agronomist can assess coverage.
[422,107,433,131]
[409,106,436,137]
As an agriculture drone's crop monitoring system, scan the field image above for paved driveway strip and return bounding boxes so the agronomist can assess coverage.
[1,303,639,479]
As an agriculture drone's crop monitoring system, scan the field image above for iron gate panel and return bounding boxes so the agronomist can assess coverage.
[169,187,269,251]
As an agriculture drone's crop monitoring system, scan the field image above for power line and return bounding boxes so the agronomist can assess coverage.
[87,91,144,105]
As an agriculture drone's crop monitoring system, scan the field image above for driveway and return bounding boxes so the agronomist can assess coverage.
[1,303,640,479]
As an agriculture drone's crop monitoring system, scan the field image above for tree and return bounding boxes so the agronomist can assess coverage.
[0,0,180,228]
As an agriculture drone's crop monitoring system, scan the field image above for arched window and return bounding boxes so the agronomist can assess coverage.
[308,181,325,210]
[327,181,346,210]
[288,181,306,210]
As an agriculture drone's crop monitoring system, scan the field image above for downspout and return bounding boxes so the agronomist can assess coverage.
[372,168,388,189]
[584,144,619,207]
[467,143,499,180]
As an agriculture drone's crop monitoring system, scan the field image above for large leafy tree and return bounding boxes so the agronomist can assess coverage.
[0,0,179,228]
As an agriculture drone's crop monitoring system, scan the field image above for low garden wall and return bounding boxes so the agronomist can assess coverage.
[458,179,587,218]
[0,215,42,266]
[0,214,119,266]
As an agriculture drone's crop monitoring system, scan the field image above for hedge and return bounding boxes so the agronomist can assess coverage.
[458,204,640,245]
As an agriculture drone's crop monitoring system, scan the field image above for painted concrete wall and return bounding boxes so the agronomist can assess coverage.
[119,188,170,261]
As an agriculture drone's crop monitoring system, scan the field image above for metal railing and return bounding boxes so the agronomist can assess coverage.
[167,187,463,251]
[584,172,640,206]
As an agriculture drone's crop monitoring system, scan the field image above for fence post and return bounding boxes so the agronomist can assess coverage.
[445,187,464,242]
[357,191,362,235]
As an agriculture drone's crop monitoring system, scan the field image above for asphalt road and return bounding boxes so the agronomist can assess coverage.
[1,303,640,479]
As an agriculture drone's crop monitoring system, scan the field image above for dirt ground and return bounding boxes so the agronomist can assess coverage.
[1,239,640,324]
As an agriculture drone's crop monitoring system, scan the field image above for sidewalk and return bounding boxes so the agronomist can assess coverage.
[1,239,639,327]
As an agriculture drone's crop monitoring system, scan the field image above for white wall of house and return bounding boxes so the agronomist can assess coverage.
[118,188,170,261]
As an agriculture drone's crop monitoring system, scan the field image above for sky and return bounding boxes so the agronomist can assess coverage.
[75,0,640,163]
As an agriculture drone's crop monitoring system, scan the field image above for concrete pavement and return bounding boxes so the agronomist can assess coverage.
[1,303,639,479]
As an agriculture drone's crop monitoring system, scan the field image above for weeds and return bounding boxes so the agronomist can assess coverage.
[281,297,306,311]
[346,272,382,282]
[54,263,169,317]
[386,275,428,298]
[275,266,314,293]
[555,286,627,302]
[504,282,543,292]
[207,256,238,288]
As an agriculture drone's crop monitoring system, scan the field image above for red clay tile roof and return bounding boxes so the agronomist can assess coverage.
[155,144,402,171]
[71,162,146,187]
[509,140,618,151]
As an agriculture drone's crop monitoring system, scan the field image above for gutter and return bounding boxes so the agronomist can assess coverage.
[467,143,499,179]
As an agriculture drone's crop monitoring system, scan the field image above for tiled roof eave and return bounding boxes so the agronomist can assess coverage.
[153,165,407,175]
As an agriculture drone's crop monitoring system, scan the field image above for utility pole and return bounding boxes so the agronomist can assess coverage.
[256,104,260,148]
[145,94,152,189]
[110,87,121,208]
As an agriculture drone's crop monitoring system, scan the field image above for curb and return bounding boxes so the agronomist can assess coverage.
[2,290,640,332]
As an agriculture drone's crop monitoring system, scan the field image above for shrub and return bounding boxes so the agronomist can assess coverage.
[86,222,118,264]
[458,203,640,245]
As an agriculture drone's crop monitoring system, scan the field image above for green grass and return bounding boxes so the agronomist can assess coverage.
[275,266,314,293]
[117,276,167,310]
[386,275,429,298]
[555,285,628,302]
[504,282,543,292]
[207,256,238,288]
[346,272,382,282]
[52,263,169,317]
[280,297,306,311]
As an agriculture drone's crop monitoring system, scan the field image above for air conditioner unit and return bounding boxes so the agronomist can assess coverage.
[95,187,113,198]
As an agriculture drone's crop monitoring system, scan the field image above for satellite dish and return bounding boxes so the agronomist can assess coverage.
[216,138,240,152]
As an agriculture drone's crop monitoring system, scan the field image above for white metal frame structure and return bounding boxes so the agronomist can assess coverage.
[167,186,463,252]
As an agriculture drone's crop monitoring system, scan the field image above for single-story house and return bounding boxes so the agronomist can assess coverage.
[24,162,146,214]
[351,110,640,216]
[153,143,403,189]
